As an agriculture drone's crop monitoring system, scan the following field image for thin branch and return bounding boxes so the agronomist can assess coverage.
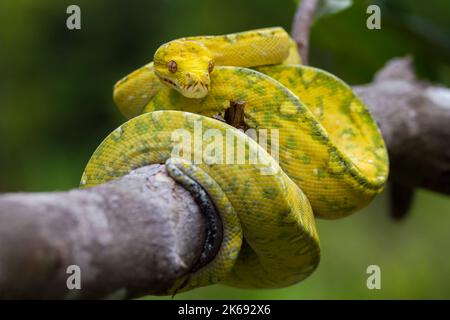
[291,0,319,64]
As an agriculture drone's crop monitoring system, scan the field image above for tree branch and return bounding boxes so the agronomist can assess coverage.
[291,0,319,64]
[354,57,450,196]
[0,165,206,299]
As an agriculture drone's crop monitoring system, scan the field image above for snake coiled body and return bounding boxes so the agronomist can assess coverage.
[82,27,389,292]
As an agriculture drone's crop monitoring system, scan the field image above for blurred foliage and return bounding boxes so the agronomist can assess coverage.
[0,0,449,299]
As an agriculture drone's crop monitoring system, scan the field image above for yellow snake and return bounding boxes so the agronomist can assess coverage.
[81,27,389,293]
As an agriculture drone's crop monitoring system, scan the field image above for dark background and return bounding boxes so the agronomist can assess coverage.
[0,0,449,298]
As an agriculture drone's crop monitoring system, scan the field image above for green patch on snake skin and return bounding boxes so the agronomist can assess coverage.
[262,187,279,200]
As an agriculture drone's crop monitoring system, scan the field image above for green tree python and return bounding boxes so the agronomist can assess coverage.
[81,27,389,293]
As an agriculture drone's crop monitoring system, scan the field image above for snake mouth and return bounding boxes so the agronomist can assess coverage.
[159,76,208,98]
[183,82,209,91]
[160,77,178,88]
[181,82,209,98]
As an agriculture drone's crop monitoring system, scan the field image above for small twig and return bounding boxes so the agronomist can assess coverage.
[224,100,249,130]
[291,0,319,64]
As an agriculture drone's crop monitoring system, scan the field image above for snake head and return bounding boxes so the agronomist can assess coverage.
[154,40,214,99]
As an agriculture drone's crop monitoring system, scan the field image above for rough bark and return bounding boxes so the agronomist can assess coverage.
[354,57,450,196]
[0,165,205,299]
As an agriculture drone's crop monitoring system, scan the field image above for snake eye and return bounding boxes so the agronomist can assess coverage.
[168,60,177,73]
[208,60,214,73]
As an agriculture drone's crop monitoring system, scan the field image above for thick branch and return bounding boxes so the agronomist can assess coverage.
[354,57,450,195]
[291,0,319,64]
[0,165,205,299]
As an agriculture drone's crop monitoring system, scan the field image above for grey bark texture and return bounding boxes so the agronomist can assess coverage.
[355,57,450,195]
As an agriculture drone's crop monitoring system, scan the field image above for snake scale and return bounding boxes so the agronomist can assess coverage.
[81,27,389,293]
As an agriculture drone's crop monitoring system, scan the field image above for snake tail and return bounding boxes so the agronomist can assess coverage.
[166,158,223,273]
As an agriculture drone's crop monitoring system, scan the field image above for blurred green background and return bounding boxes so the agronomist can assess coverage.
[0,0,449,299]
